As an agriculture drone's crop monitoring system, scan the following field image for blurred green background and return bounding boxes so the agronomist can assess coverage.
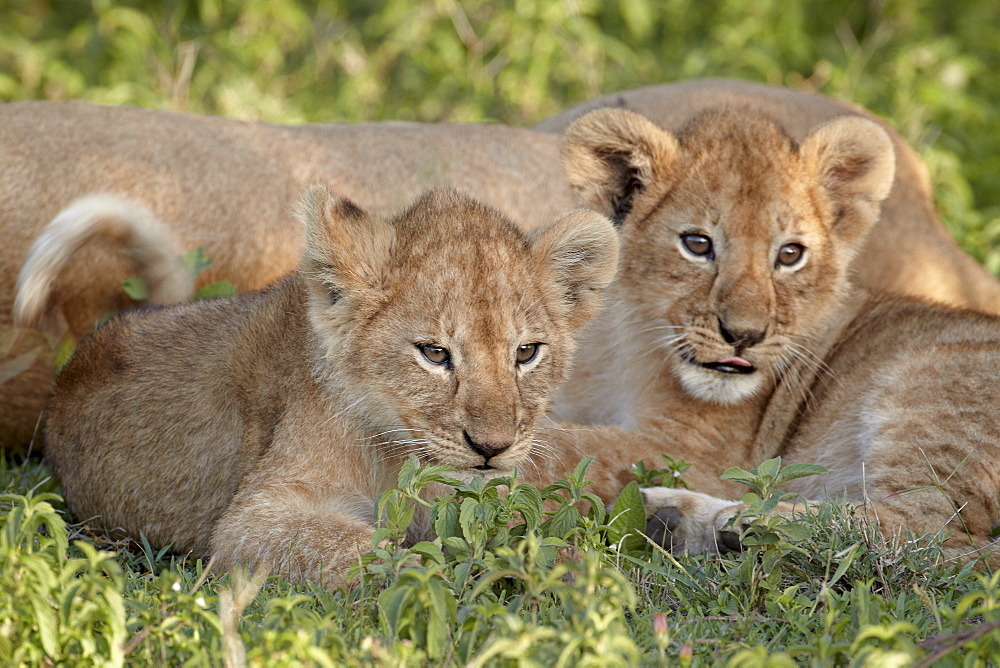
[2,0,997,274]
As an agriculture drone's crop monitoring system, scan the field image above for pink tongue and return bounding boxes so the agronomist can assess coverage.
[716,356,753,368]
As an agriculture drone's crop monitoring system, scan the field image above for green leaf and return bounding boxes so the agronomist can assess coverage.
[181,246,213,281]
[441,537,470,559]
[758,494,781,515]
[193,280,237,301]
[410,541,445,565]
[433,501,460,540]
[630,461,656,486]
[777,522,812,542]
[541,504,580,539]
[720,466,762,494]
[582,492,608,524]
[741,530,780,546]
[458,497,484,539]
[30,594,59,659]
[607,481,646,553]
[827,543,861,588]
[377,585,412,632]
[121,276,149,300]
[388,504,414,535]
[756,456,782,481]
[773,463,829,486]
[53,334,76,372]
[721,466,753,482]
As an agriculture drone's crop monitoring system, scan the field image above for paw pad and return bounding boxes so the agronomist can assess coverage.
[646,506,682,549]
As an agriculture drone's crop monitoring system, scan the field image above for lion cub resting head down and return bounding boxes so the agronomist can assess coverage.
[43,186,618,586]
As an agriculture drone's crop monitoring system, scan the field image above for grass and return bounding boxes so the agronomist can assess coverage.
[4,453,1000,666]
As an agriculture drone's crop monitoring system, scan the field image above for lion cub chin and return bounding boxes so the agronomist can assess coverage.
[43,186,618,587]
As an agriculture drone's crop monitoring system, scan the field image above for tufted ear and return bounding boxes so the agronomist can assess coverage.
[298,185,394,302]
[561,108,679,225]
[801,116,896,245]
[528,210,619,331]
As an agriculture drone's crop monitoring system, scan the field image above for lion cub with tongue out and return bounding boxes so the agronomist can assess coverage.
[42,186,618,587]
[524,107,1000,565]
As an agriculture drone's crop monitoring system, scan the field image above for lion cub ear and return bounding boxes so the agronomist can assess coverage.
[298,185,394,300]
[801,116,896,244]
[561,108,679,226]
[528,210,620,330]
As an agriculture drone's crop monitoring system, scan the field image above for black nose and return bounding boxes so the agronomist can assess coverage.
[718,319,765,349]
[463,431,511,460]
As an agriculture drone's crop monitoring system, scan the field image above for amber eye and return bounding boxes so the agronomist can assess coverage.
[516,343,540,365]
[777,243,805,267]
[418,344,450,366]
[681,233,713,258]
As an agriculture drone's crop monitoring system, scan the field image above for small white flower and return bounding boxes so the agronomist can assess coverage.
[195,596,207,608]
[172,582,182,592]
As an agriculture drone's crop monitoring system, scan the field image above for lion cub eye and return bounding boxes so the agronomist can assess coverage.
[681,233,713,258]
[777,243,805,267]
[418,344,450,366]
[516,343,540,365]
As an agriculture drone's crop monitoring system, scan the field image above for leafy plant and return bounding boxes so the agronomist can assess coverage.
[5,452,1000,664]
[0,492,126,666]
[631,454,692,489]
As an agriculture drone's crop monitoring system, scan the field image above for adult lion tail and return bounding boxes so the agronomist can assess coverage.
[13,194,194,332]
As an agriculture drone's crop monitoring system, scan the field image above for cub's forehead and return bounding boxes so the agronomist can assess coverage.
[388,190,536,277]
[382,191,550,323]
[387,257,553,342]
[666,120,814,219]
[391,189,520,233]
[391,241,542,309]
[677,110,800,182]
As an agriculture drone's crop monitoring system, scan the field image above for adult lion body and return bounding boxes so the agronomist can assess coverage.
[521,108,1000,565]
[42,188,618,585]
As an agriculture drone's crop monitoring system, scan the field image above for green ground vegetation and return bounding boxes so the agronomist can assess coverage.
[5,454,1000,665]
[3,0,999,664]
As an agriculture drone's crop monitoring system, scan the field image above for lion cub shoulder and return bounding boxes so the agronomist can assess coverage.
[43,186,618,586]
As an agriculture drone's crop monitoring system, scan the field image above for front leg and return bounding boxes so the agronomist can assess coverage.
[640,488,746,553]
[212,491,374,588]
[210,455,378,588]
[640,487,808,554]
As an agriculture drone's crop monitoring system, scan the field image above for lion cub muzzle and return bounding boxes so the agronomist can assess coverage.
[462,430,512,467]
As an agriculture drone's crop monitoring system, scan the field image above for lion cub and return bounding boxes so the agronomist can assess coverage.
[524,107,1000,565]
[43,187,618,586]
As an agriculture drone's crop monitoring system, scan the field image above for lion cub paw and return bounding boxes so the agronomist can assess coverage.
[640,487,747,554]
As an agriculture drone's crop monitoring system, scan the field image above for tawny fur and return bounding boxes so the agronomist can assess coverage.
[520,107,1000,566]
[5,78,999,448]
[43,187,618,587]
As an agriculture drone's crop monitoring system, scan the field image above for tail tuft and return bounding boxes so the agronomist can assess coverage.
[13,195,194,332]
